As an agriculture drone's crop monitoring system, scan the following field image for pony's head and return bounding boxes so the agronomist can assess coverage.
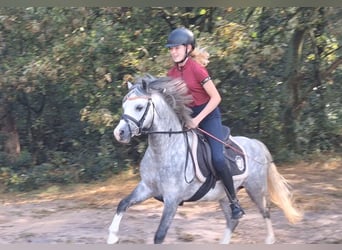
[114,74,193,143]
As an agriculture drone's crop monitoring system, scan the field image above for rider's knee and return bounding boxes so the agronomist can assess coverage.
[212,156,226,171]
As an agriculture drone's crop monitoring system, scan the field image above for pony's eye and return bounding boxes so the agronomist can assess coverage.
[136,105,144,112]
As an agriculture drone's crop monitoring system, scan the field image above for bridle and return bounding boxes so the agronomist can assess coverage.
[121,96,155,136]
[121,92,191,137]
[121,93,194,183]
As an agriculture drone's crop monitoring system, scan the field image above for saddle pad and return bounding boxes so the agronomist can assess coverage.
[192,131,248,183]
[224,136,247,176]
[183,131,248,203]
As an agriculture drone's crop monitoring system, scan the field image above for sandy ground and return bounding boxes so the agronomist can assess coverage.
[0,156,341,244]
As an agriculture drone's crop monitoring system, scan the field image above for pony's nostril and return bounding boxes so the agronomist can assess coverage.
[113,127,124,140]
[119,129,124,136]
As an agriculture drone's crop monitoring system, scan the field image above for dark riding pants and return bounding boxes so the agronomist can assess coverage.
[191,104,226,171]
[191,104,237,200]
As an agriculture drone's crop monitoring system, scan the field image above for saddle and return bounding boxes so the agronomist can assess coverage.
[185,126,248,202]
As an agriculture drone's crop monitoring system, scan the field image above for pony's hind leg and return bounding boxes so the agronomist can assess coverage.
[245,189,275,244]
[261,196,275,244]
[107,181,153,244]
[219,198,239,244]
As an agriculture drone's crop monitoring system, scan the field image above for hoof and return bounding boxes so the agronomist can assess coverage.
[265,235,275,244]
[107,233,119,244]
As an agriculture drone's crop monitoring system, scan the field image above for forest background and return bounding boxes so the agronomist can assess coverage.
[0,7,341,192]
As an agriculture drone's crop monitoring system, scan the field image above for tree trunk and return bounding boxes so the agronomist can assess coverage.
[0,104,21,159]
[282,26,308,150]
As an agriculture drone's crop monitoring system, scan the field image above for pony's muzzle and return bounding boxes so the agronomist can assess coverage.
[113,120,132,143]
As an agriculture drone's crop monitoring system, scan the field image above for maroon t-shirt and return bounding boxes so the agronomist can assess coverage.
[167,58,210,107]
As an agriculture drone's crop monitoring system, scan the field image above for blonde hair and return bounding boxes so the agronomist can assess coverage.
[190,47,210,67]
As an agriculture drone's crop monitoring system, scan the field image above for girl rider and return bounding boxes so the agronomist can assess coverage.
[166,27,244,219]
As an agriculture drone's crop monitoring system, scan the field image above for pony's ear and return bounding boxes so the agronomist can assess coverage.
[127,81,134,89]
[142,79,148,90]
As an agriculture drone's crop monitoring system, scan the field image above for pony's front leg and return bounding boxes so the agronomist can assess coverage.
[107,182,152,244]
[107,213,122,244]
[154,198,179,244]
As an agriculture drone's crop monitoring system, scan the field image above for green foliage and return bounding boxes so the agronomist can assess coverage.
[0,7,341,192]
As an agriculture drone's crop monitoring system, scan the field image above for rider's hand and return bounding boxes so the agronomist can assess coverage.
[186,117,200,129]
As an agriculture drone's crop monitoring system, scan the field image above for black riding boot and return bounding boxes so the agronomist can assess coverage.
[217,167,245,219]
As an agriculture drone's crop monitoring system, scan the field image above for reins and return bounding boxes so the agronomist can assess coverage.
[122,87,268,168]
[144,128,190,135]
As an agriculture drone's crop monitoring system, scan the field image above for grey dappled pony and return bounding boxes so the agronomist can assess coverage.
[108,75,302,244]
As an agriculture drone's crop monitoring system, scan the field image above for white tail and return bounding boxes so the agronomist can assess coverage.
[267,162,303,224]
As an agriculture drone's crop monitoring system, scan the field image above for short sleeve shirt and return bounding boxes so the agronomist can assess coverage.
[167,58,210,107]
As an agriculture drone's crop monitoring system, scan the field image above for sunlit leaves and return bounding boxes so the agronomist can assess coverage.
[0,7,341,182]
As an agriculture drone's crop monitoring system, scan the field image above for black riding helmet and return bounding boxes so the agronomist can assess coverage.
[166,27,196,50]
[166,27,196,64]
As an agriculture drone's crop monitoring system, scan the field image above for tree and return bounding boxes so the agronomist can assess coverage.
[0,7,341,192]
[282,7,342,152]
